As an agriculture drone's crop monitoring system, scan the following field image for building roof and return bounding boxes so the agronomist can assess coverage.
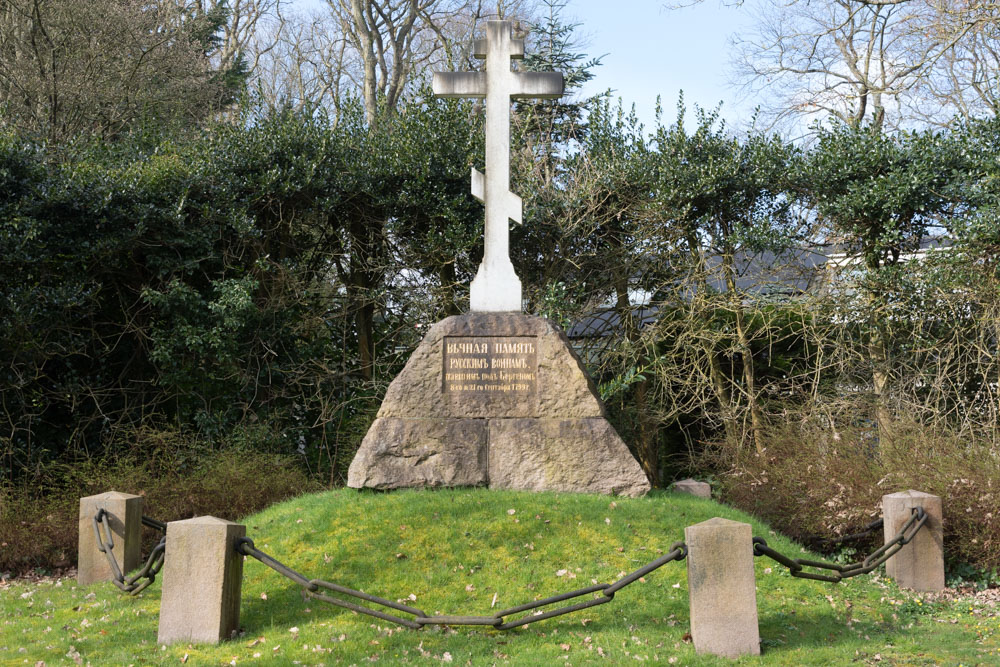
[566,238,951,339]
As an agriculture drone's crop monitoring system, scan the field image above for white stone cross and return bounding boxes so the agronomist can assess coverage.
[432,20,564,312]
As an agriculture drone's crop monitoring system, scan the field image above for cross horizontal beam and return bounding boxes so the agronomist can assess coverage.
[433,72,486,98]
[511,72,563,100]
[432,71,563,100]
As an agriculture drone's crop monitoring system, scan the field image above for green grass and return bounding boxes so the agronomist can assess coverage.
[2,488,998,665]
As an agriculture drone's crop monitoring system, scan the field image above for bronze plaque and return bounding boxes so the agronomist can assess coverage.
[443,336,538,394]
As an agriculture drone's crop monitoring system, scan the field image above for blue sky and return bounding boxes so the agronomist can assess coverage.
[565,0,755,131]
[292,0,755,130]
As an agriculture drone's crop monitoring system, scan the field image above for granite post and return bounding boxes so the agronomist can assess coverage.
[77,491,142,586]
[158,516,245,645]
[883,490,945,592]
[685,517,760,658]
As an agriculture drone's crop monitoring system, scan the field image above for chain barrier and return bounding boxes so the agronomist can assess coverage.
[236,536,687,631]
[752,506,927,583]
[801,517,884,549]
[92,508,167,595]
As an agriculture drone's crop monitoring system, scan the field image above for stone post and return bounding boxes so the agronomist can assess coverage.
[158,516,246,645]
[882,490,945,592]
[685,517,760,658]
[78,491,142,586]
[673,479,711,498]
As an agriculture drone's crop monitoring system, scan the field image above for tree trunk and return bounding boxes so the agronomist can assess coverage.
[864,249,893,448]
[439,260,460,317]
[614,274,659,486]
[347,0,379,126]
[721,248,764,453]
[348,213,382,382]
[870,328,893,447]
[633,375,659,486]
[687,233,738,444]
[356,299,375,381]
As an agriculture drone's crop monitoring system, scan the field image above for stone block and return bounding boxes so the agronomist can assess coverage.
[347,418,488,490]
[77,491,142,586]
[488,418,650,497]
[673,479,711,498]
[883,490,945,592]
[158,516,245,645]
[685,517,760,658]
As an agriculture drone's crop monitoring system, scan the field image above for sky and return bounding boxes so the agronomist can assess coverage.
[564,0,756,131]
[293,0,756,131]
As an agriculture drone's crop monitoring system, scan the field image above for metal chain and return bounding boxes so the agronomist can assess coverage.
[752,506,928,583]
[237,536,687,631]
[142,515,167,532]
[809,517,885,548]
[92,508,167,595]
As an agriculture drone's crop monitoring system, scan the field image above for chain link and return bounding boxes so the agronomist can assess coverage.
[237,536,687,631]
[92,508,167,595]
[807,517,884,548]
[752,507,928,583]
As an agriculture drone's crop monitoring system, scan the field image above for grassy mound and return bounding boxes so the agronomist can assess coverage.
[2,488,998,665]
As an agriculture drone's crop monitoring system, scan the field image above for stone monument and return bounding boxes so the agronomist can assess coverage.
[347,21,649,497]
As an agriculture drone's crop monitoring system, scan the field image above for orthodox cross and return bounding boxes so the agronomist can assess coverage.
[433,20,564,312]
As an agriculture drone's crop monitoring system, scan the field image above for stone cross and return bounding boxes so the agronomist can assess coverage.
[433,20,564,312]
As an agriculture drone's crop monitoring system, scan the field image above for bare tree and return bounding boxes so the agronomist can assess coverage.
[730,0,994,131]
[194,0,283,73]
[326,0,490,124]
[906,4,1000,123]
[250,6,352,113]
[0,0,241,142]
[249,0,537,119]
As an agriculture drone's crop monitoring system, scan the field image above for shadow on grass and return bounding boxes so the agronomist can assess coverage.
[757,606,889,655]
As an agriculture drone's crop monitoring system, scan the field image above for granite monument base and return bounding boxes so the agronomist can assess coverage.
[348,313,649,497]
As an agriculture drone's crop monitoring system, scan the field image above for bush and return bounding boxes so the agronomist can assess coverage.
[0,427,317,576]
[707,412,1000,575]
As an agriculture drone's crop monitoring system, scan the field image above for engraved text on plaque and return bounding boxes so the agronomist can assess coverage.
[443,336,537,394]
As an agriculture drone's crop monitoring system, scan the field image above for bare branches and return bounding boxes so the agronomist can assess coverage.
[250,5,352,114]
[731,0,997,131]
[0,0,242,142]
[326,0,496,123]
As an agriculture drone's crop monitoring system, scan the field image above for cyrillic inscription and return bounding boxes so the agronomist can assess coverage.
[443,336,537,394]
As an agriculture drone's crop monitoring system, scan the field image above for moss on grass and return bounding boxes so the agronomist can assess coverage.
[2,488,997,665]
